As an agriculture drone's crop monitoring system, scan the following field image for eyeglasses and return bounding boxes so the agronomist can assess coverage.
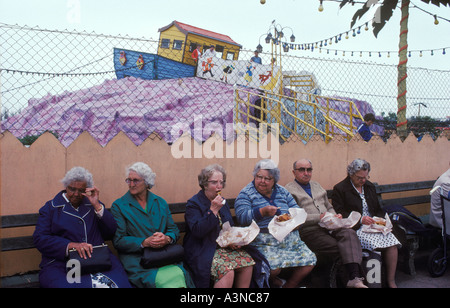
[255,175,274,182]
[67,186,86,194]
[207,180,226,186]
[294,167,313,173]
[353,175,370,181]
[125,178,144,185]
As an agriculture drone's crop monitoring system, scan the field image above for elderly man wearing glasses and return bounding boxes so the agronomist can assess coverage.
[285,159,366,288]
[234,159,316,288]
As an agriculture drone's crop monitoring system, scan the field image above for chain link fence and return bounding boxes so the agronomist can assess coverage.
[1,23,449,146]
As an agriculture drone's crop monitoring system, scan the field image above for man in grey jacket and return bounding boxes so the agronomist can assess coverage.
[286,158,366,288]
[430,164,450,229]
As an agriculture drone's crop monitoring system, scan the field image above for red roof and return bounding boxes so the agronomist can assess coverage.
[158,21,242,47]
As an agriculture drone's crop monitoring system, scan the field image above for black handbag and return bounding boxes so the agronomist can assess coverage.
[140,244,184,269]
[68,244,112,275]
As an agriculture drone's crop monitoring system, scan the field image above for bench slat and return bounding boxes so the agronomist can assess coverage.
[1,214,40,228]
[0,272,40,288]
[2,236,36,251]
[380,195,431,208]
[376,181,435,194]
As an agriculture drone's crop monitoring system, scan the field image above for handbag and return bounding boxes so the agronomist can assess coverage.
[140,244,184,269]
[68,243,112,275]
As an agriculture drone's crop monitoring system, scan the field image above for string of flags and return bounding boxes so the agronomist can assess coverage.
[266,20,448,58]
[298,46,448,58]
[0,61,151,78]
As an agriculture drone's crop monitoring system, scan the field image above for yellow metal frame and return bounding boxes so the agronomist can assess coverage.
[234,87,364,143]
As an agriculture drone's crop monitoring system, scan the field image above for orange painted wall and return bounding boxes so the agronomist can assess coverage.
[1,130,449,216]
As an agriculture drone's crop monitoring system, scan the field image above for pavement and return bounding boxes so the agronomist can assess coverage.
[396,248,450,288]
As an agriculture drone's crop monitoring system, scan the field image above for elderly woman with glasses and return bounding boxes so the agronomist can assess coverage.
[234,159,316,288]
[332,158,400,288]
[183,164,269,288]
[33,167,131,288]
[111,162,194,288]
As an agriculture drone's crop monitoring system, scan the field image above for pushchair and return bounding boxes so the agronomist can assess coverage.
[427,186,450,277]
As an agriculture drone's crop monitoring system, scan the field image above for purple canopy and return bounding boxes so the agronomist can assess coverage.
[2,76,382,147]
[3,77,247,146]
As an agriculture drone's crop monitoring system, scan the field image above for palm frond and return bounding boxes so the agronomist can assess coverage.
[373,0,399,37]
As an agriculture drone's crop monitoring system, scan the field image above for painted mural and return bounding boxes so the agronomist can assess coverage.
[196,49,280,92]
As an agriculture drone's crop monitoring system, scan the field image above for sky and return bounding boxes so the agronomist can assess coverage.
[0,0,449,70]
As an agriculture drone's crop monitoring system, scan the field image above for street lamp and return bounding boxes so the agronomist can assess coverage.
[257,22,296,54]
[413,102,427,117]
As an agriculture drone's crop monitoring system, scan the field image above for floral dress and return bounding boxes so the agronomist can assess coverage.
[209,214,255,283]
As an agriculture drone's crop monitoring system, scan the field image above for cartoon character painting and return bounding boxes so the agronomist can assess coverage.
[202,57,215,77]
[258,70,272,85]
[201,45,216,78]
[220,63,235,83]
[119,51,127,66]
[136,54,145,70]
[244,61,256,86]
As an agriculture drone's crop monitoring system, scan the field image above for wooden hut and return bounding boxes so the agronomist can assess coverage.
[157,21,242,66]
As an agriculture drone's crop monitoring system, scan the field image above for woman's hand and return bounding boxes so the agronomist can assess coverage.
[68,242,93,259]
[361,216,375,225]
[210,195,225,215]
[142,232,171,248]
[259,205,278,217]
[83,186,102,212]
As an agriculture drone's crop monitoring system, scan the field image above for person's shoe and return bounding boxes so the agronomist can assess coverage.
[346,277,368,288]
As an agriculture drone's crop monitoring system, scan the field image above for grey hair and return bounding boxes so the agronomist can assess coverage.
[347,159,371,176]
[198,164,227,190]
[253,159,280,183]
[126,162,156,189]
[61,167,94,188]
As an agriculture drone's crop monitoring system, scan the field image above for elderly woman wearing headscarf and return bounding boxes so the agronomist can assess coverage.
[234,159,316,288]
[33,167,131,288]
[332,158,400,288]
[111,162,194,288]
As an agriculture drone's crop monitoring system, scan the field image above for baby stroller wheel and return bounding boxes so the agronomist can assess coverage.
[427,247,448,277]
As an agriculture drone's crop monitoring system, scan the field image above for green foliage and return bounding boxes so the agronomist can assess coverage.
[19,131,59,146]
[378,112,449,140]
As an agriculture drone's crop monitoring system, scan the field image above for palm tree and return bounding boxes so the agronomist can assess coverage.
[339,0,449,139]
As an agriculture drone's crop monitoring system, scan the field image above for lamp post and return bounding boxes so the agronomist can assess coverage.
[256,21,296,77]
[414,102,427,117]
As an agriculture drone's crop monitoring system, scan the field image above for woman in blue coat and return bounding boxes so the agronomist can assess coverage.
[183,164,269,288]
[33,167,131,288]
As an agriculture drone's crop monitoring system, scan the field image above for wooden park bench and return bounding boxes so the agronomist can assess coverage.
[1,181,435,287]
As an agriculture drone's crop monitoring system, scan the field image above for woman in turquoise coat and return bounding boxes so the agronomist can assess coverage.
[111,162,194,288]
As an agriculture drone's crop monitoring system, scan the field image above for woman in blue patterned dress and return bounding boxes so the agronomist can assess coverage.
[234,159,316,288]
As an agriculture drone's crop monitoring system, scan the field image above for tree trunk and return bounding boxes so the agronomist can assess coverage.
[397,0,410,139]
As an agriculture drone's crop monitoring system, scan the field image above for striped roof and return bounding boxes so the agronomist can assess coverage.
[158,21,242,47]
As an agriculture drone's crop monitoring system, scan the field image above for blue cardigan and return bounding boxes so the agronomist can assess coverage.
[235,182,299,230]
